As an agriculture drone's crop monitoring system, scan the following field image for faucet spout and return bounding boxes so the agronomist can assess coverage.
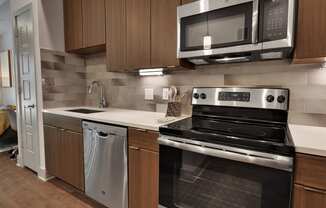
[88,81,108,108]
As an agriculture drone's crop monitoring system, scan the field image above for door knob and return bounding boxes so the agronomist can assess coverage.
[25,104,35,108]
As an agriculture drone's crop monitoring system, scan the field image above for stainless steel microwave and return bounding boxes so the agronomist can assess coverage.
[177,0,296,65]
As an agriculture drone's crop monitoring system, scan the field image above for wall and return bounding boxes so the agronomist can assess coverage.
[84,54,326,127]
[0,0,12,50]
[0,0,16,105]
[41,49,86,108]
[38,0,65,52]
[85,53,224,115]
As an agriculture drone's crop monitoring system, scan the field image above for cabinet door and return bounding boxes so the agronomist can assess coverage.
[151,0,180,68]
[82,0,106,48]
[59,130,85,191]
[294,0,326,63]
[126,0,151,69]
[106,0,127,71]
[64,0,83,51]
[44,125,60,176]
[129,147,159,208]
[293,185,326,208]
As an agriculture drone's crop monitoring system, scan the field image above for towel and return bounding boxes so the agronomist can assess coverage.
[0,110,10,137]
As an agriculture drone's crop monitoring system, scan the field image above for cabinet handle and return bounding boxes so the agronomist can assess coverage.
[129,146,140,150]
[136,128,147,132]
[303,186,326,194]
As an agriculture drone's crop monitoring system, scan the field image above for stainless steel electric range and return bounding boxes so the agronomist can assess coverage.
[158,87,294,208]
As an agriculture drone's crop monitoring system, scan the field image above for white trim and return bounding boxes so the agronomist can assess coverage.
[37,167,54,182]
[13,2,45,178]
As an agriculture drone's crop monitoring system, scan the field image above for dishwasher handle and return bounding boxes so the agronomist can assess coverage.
[96,131,117,140]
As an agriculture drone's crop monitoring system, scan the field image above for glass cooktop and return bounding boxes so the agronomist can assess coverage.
[159,117,294,156]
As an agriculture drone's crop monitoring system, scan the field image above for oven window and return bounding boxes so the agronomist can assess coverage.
[159,145,293,208]
[180,3,253,51]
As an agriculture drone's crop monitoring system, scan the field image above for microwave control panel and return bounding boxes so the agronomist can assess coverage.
[261,0,289,41]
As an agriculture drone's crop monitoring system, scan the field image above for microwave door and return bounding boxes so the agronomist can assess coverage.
[178,0,259,59]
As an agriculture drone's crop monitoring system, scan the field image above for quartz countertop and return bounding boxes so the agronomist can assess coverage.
[289,124,326,157]
[43,107,187,131]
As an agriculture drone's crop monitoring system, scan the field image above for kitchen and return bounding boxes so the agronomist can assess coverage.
[0,0,326,208]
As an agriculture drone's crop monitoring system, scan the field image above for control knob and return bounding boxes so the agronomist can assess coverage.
[200,93,207,99]
[266,95,275,103]
[277,95,286,103]
[193,93,200,99]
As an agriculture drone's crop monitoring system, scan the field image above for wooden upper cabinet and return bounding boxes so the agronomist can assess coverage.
[181,0,197,4]
[64,0,83,51]
[293,0,326,64]
[106,0,127,71]
[64,0,106,53]
[126,0,151,69]
[82,0,106,48]
[151,0,180,68]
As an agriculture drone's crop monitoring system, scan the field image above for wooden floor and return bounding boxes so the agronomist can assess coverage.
[0,152,102,208]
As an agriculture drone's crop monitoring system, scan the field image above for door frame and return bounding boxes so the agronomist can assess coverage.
[13,3,45,179]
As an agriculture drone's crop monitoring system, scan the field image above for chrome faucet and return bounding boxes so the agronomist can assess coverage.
[88,81,108,108]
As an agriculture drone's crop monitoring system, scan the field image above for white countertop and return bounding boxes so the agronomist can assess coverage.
[43,108,326,156]
[43,107,187,131]
[289,124,326,157]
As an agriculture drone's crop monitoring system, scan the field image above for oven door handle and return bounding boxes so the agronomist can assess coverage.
[158,137,293,172]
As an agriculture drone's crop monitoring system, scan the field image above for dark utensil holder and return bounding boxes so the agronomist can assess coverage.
[166,102,181,117]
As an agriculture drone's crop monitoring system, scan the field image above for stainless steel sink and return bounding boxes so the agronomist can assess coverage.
[65,108,105,114]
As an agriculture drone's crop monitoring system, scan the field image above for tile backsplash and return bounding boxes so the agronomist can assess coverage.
[41,49,87,108]
[41,49,326,127]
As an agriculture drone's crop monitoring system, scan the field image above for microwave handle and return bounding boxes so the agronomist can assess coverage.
[252,0,259,43]
[158,137,293,172]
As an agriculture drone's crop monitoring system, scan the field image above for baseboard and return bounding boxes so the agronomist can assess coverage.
[38,167,54,182]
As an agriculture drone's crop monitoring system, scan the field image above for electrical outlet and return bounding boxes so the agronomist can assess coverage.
[162,88,169,100]
[144,88,154,100]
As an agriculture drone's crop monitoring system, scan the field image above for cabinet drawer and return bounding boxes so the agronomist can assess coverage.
[43,113,82,133]
[295,153,326,190]
[293,184,326,208]
[128,127,159,152]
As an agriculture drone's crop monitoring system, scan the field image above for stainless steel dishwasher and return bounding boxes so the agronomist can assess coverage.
[83,121,128,208]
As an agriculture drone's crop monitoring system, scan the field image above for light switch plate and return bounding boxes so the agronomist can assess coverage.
[144,88,154,100]
[162,88,169,100]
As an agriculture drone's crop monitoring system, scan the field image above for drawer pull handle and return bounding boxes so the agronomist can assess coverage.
[129,146,140,150]
[303,187,326,194]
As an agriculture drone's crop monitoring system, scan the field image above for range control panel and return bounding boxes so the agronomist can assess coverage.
[218,92,251,102]
[192,87,289,111]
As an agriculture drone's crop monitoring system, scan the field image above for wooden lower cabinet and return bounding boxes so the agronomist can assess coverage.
[293,153,326,208]
[44,125,84,191]
[44,125,60,177]
[128,128,159,208]
[294,185,326,208]
[181,0,196,4]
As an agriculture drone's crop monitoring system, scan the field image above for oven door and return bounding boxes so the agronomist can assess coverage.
[158,136,293,208]
[177,0,260,59]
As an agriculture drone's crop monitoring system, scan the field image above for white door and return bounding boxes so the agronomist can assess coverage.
[15,7,39,172]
